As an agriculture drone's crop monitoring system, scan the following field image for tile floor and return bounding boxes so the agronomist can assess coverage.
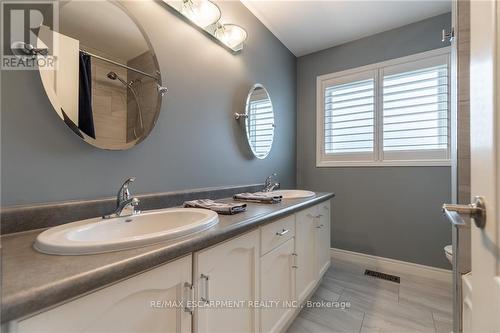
[287,259,453,333]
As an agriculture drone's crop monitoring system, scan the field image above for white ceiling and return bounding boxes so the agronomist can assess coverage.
[60,1,149,62]
[241,1,451,56]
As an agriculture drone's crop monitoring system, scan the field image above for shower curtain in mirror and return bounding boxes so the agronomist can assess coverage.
[78,51,96,138]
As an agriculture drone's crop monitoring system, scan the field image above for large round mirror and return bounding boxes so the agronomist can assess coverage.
[37,1,163,150]
[244,84,274,159]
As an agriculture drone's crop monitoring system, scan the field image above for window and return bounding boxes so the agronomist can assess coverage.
[317,48,451,167]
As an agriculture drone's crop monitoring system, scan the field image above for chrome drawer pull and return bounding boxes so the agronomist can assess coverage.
[200,274,210,303]
[276,228,289,236]
[292,252,298,268]
[183,282,193,314]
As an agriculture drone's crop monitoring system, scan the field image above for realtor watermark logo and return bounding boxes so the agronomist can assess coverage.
[1,0,58,70]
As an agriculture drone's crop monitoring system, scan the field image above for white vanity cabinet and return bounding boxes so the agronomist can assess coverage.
[259,215,296,333]
[316,201,331,278]
[295,202,331,304]
[294,206,319,304]
[10,255,192,333]
[260,239,296,333]
[193,229,260,333]
[7,199,332,333]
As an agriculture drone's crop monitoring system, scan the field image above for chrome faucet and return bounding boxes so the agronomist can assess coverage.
[263,173,280,192]
[103,177,140,219]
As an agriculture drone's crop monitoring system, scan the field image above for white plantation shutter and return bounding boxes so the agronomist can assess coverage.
[317,50,451,166]
[324,77,375,154]
[382,62,449,159]
[248,95,274,158]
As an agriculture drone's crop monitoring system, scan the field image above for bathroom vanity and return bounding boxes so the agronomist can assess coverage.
[2,193,333,333]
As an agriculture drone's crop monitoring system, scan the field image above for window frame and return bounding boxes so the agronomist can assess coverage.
[316,47,452,167]
[319,69,377,163]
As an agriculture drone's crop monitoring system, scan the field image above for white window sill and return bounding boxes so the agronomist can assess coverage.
[316,160,452,167]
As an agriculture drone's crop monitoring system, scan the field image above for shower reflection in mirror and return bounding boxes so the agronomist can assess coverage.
[105,70,146,140]
[36,0,165,150]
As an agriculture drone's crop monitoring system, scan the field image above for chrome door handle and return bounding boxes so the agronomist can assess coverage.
[442,196,486,228]
[276,229,289,236]
[442,28,455,43]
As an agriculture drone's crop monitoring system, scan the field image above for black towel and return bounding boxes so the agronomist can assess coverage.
[78,51,95,138]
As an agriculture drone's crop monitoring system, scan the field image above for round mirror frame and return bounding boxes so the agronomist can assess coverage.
[38,1,163,150]
[244,84,275,159]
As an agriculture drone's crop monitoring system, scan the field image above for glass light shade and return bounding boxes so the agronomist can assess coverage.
[214,24,247,50]
[180,0,221,28]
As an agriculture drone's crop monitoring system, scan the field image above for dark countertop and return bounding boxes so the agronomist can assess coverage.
[1,193,333,323]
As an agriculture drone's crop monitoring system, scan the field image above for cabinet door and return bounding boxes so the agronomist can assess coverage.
[295,206,318,304]
[260,238,295,333]
[13,256,192,333]
[316,201,331,278]
[194,229,260,333]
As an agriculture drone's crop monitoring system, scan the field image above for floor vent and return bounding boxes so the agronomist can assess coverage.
[364,269,401,283]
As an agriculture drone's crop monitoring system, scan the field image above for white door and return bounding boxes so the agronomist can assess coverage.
[194,230,260,333]
[316,201,331,278]
[469,1,500,331]
[260,238,295,333]
[12,255,192,333]
[295,206,318,303]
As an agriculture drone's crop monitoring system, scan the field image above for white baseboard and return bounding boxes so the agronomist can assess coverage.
[330,248,452,283]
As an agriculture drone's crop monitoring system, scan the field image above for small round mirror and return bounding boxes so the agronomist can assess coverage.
[37,0,163,150]
[244,84,274,159]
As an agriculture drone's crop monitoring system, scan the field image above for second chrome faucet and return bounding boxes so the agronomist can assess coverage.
[263,173,280,192]
[103,177,140,219]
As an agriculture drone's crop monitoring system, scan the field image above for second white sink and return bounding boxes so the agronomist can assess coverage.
[34,208,219,255]
[272,189,316,199]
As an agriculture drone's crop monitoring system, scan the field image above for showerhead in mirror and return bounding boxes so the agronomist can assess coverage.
[106,71,118,80]
[107,71,130,87]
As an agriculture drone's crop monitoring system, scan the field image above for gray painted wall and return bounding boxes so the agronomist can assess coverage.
[297,13,453,268]
[1,1,296,206]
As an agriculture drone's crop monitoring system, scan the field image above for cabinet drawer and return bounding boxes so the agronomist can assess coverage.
[260,214,295,255]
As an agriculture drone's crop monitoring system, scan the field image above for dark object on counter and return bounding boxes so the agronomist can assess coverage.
[233,192,282,204]
[183,199,247,215]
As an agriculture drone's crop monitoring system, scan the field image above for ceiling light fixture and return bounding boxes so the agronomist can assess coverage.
[214,23,247,50]
[179,0,221,28]
[163,0,247,53]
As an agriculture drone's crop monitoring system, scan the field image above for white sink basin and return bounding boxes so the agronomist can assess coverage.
[272,189,316,199]
[34,208,219,255]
